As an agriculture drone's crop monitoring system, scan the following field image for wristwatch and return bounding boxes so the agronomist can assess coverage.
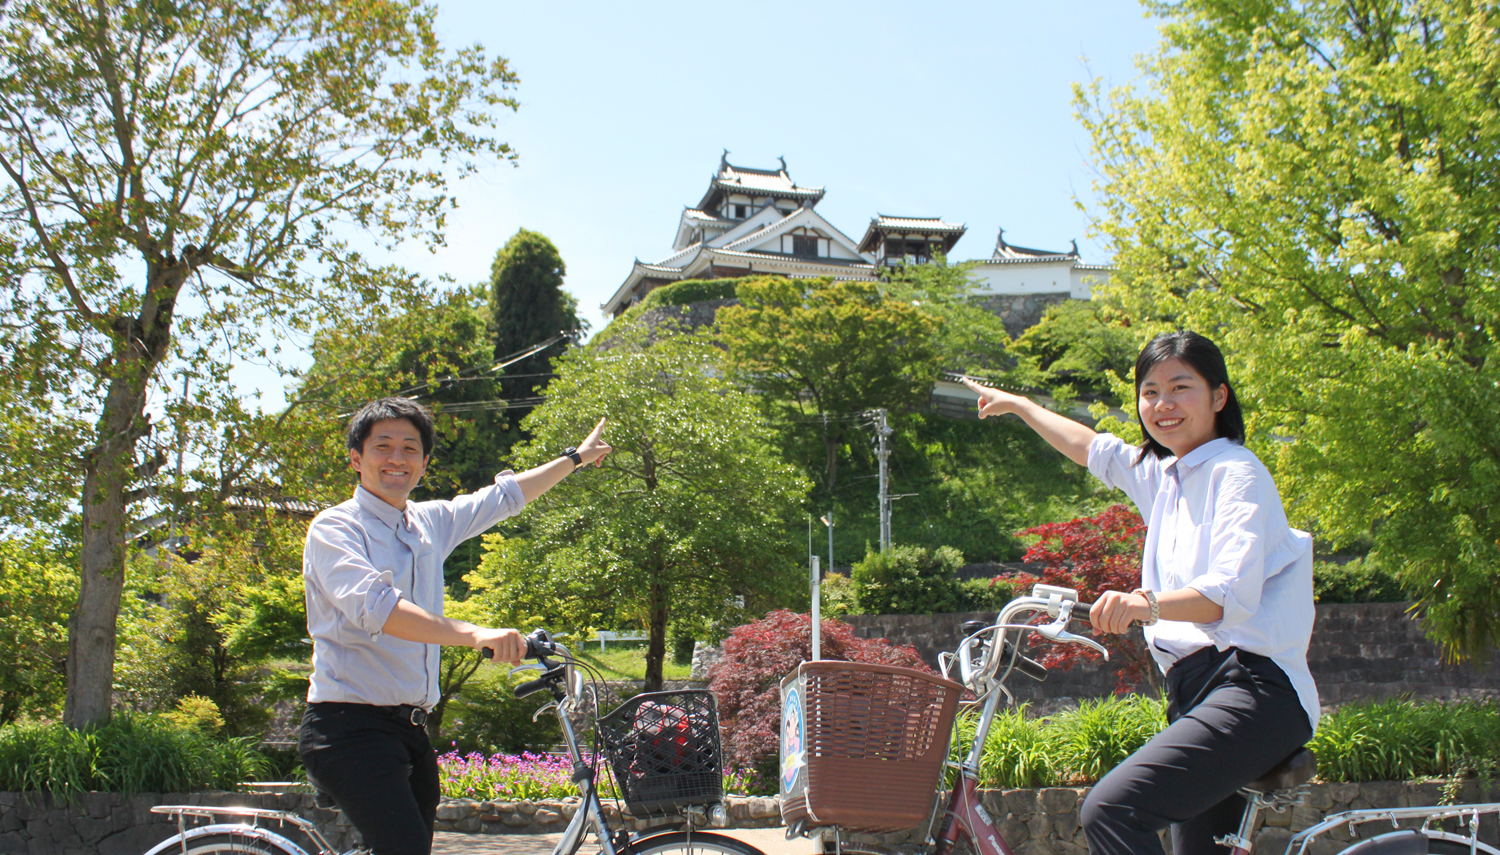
[1133,588,1160,626]
[561,446,583,470]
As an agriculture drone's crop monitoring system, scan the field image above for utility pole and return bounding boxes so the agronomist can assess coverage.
[874,408,893,552]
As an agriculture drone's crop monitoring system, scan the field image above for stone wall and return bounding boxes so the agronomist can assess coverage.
[842,602,1500,709]
[973,292,1071,338]
[9,783,1497,855]
[0,792,779,855]
[831,779,1500,855]
[432,795,781,835]
[0,790,357,855]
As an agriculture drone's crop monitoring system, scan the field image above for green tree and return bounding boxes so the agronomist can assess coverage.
[478,319,810,691]
[880,254,1012,374]
[717,277,942,493]
[490,229,583,418]
[0,535,76,724]
[117,515,305,736]
[1080,0,1500,659]
[0,0,518,726]
[1011,299,1141,406]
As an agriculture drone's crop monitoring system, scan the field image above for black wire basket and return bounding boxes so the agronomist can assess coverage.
[597,689,724,814]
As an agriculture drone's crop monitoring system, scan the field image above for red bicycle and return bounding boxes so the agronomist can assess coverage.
[779,583,1499,855]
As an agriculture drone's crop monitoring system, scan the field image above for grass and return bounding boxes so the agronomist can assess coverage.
[571,643,693,682]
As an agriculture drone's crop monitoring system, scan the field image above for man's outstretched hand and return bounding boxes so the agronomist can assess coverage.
[577,417,612,467]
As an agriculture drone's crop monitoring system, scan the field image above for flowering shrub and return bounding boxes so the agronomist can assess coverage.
[438,751,579,800]
[708,609,929,783]
[1011,504,1155,692]
[437,749,776,799]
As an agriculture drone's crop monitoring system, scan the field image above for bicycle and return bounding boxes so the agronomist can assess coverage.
[779,582,1500,855]
[145,630,770,855]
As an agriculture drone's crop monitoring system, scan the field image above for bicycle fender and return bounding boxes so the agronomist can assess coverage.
[142,823,314,855]
[1334,830,1429,855]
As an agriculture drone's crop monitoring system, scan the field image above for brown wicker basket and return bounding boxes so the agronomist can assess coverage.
[779,661,963,833]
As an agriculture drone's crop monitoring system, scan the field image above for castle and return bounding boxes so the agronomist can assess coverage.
[601,153,1110,338]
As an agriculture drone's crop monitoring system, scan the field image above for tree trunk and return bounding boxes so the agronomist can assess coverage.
[67,374,148,727]
[643,578,668,693]
[65,259,186,728]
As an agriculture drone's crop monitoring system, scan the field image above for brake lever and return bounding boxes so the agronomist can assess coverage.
[509,663,545,678]
[1033,609,1111,660]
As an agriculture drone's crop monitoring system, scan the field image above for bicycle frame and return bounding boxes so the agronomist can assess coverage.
[933,773,1013,855]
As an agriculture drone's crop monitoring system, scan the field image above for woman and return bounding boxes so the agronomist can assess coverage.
[961,330,1317,855]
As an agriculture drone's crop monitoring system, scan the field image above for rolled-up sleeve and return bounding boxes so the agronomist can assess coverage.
[430,470,528,557]
[305,515,402,637]
[1187,468,1267,634]
[1087,433,1160,519]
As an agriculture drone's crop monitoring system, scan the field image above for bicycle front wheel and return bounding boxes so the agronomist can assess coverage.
[623,830,768,855]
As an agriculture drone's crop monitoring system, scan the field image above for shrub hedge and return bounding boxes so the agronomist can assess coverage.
[958,695,1499,789]
[0,712,270,798]
[634,277,747,312]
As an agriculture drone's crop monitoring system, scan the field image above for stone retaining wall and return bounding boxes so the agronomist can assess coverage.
[7,783,1497,855]
[842,602,1500,709]
[832,779,1500,855]
[432,795,782,835]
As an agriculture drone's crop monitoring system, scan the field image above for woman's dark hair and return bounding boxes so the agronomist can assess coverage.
[346,397,436,458]
[1134,330,1245,463]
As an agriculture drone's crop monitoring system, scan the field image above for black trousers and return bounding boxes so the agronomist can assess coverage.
[298,703,441,855]
[1079,647,1312,855]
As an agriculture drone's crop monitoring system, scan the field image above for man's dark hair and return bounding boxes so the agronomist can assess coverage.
[347,397,436,458]
[1134,330,1246,463]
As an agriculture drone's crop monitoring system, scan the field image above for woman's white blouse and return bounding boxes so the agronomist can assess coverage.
[1088,434,1320,731]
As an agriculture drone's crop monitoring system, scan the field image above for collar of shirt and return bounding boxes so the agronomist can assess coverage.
[1162,437,1238,480]
[354,484,411,532]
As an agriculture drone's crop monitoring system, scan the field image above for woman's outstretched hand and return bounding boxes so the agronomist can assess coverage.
[960,376,1030,419]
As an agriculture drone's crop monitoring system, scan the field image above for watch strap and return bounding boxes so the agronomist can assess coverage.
[1133,588,1160,626]
[562,447,582,469]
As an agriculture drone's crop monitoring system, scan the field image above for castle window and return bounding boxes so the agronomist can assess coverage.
[792,235,819,257]
[734,204,747,219]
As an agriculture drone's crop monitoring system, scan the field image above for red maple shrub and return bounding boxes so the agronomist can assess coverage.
[707,609,929,787]
[1010,503,1160,693]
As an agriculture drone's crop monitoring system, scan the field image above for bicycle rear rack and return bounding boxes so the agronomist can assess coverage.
[1284,802,1500,855]
[150,805,343,855]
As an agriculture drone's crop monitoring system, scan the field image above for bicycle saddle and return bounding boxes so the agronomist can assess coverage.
[1246,747,1317,792]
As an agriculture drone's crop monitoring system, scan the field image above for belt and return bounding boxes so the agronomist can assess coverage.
[311,701,429,728]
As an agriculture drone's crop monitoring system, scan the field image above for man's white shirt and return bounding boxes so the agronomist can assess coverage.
[303,473,526,709]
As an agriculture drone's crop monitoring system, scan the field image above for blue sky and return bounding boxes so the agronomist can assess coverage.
[241,1,1163,409]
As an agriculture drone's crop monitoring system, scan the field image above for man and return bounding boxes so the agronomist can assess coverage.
[297,397,610,855]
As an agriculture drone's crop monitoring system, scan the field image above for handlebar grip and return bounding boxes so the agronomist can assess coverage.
[513,675,552,699]
[481,647,495,661]
[1071,602,1095,625]
[1000,641,1048,682]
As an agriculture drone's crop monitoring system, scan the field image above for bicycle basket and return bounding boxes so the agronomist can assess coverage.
[779,661,963,833]
[597,689,723,814]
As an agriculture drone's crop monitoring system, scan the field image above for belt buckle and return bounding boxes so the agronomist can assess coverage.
[408,707,427,728]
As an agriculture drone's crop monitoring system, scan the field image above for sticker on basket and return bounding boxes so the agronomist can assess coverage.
[781,686,805,790]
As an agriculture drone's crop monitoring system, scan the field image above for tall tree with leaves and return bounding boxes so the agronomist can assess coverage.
[490,229,582,416]
[0,0,518,726]
[1080,0,1500,660]
[716,277,941,493]
[477,319,810,691]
